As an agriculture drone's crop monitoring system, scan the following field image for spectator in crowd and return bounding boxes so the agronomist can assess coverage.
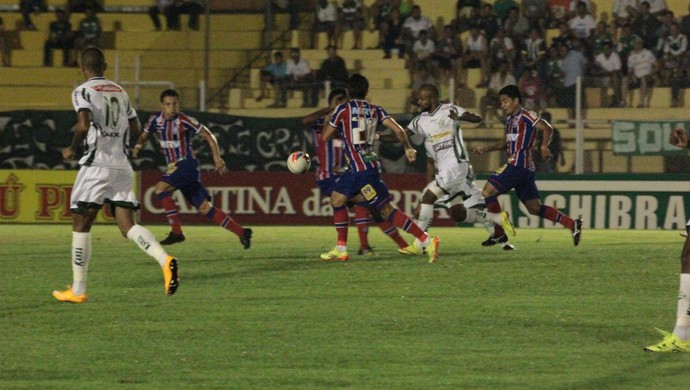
[488,28,515,74]
[569,1,596,41]
[622,36,656,107]
[19,0,46,30]
[493,0,517,24]
[503,6,530,41]
[432,24,463,83]
[65,0,103,13]
[612,0,638,27]
[370,0,394,32]
[312,0,337,49]
[593,41,623,106]
[518,28,546,80]
[548,0,572,28]
[462,23,489,87]
[381,7,405,58]
[589,21,613,57]
[457,0,481,19]
[617,21,640,75]
[166,0,202,31]
[477,3,500,41]
[479,60,516,126]
[43,8,75,67]
[551,21,574,49]
[318,45,349,89]
[338,0,365,50]
[522,0,548,32]
[451,3,475,35]
[654,10,675,54]
[559,39,588,126]
[402,5,435,56]
[568,0,596,18]
[645,0,668,17]
[632,1,661,49]
[257,51,288,108]
[0,16,11,66]
[518,68,545,111]
[544,45,565,106]
[398,0,415,19]
[286,47,318,107]
[409,29,436,81]
[533,111,563,173]
[75,7,102,51]
[659,22,687,106]
[148,0,174,31]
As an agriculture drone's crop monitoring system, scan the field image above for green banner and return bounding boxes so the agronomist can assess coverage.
[612,120,688,156]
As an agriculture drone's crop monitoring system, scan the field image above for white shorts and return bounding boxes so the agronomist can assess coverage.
[429,178,485,210]
[70,165,139,212]
[435,162,470,195]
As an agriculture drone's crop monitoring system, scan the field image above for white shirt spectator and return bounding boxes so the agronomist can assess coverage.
[316,2,337,23]
[569,14,596,38]
[595,51,622,72]
[465,33,487,53]
[488,71,516,93]
[663,33,688,56]
[413,38,436,60]
[646,0,666,14]
[569,0,595,13]
[403,15,434,39]
[286,57,312,79]
[627,48,656,77]
[612,0,637,20]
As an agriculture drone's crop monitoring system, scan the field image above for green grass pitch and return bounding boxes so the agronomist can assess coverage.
[1,224,689,389]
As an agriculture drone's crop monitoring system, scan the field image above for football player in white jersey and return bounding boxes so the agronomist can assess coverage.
[406,84,515,246]
[53,47,179,303]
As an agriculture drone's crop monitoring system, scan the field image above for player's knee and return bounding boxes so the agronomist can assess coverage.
[450,205,467,222]
[378,204,393,221]
[198,202,211,215]
[421,191,437,204]
[370,209,384,223]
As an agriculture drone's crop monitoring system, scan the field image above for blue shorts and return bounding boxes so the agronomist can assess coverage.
[487,164,540,203]
[316,177,337,196]
[162,158,210,208]
[333,169,391,211]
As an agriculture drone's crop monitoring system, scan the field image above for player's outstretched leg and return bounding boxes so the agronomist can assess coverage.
[572,218,583,246]
[354,205,373,256]
[205,206,252,249]
[157,192,185,245]
[126,224,180,296]
[321,205,350,261]
[644,328,690,352]
[387,208,440,263]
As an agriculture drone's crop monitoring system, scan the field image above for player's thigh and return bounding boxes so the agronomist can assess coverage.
[486,164,520,196]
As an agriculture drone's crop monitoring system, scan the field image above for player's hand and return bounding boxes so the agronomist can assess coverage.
[214,157,228,174]
[540,145,553,160]
[405,147,417,163]
[448,108,460,121]
[670,128,689,148]
[62,147,75,161]
[474,146,489,155]
[131,145,141,158]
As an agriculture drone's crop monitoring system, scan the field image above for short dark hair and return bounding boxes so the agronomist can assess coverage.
[499,84,522,103]
[81,47,106,73]
[160,89,179,102]
[346,74,369,99]
[274,51,283,58]
[328,87,348,104]
[419,84,439,98]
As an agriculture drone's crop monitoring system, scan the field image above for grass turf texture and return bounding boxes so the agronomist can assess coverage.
[1,224,689,389]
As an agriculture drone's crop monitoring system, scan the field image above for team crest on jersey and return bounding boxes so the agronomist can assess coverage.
[361,184,377,200]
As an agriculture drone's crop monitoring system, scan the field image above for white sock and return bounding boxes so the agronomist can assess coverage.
[71,232,91,296]
[417,203,434,231]
[673,273,690,341]
[336,245,347,252]
[126,224,169,267]
[482,221,495,236]
[414,234,431,250]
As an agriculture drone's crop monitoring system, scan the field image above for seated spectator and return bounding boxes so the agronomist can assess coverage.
[317,46,349,89]
[75,7,102,51]
[589,21,613,56]
[479,61,516,125]
[522,0,548,33]
[66,0,103,13]
[622,37,656,107]
[286,48,318,107]
[257,51,288,107]
[19,0,46,30]
[149,0,175,31]
[533,111,564,173]
[612,0,637,27]
[488,28,515,74]
[167,0,202,31]
[312,0,337,49]
[380,7,405,59]
[402,5,435,55]
[432,25,463,83]
[568,1,596,41]
[632,1,661,50]
[338,0,365,50]
[680,3,690,39]
[410,29,436,82]
[517,28,546,80]
[559,39,588,125]
[462,24,489,87]
[659,22,687,106]
[493,0,518,24]
[0,16,11,66]
[43,9,75,67]
[451,4,476,36]
[592,41,623,106]
[457,0,482,19]
[476,3,500,41]
[518,69,545,111]
[548,0,572,29]
[551,21,574,49]
[503,7,530,41]
[370,0,394,32]
[544,45,565,106]
[567,0,596,19]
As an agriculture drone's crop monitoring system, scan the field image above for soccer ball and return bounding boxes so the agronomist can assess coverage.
[287,151,311,174]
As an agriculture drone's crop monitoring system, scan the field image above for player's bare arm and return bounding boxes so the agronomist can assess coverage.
[474,140,506,155]
[131,129,149,159]
[382,117,416,162]
[199,126,227,174]
[536,119,554,160]
[63,110,91,160]
[302,107,332,126]
[322,123,337,141]
[670,128,689,148]
[449,108,482,123]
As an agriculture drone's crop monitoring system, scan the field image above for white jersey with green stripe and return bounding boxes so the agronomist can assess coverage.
[407,103,469,175]
[72,77,138,169]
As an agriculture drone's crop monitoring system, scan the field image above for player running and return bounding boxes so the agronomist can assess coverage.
[475,84,582,246]
[320,74,440,262]
[132,89,252,249]
[303,87,410,256]
[406,84,515,249]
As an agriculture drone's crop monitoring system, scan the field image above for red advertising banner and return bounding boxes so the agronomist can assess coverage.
[138,171,457,226]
